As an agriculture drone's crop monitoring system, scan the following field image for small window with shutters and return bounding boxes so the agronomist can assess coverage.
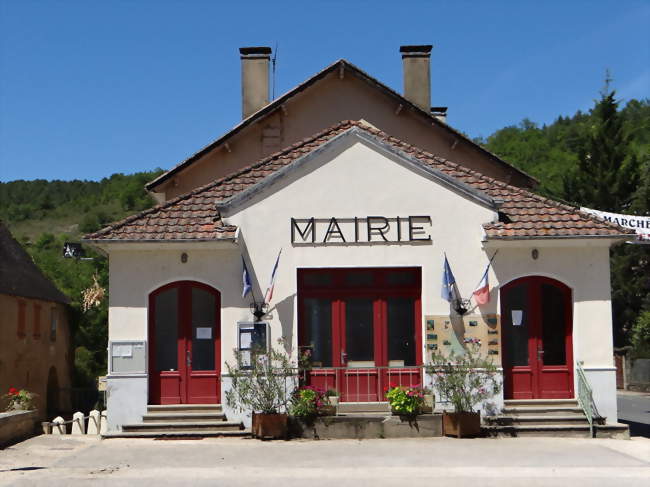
[33,304,41,339]
[17,300,26,338]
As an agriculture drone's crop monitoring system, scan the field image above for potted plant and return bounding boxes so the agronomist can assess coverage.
[225,347,296,440]
[428,343,501,438]
[291,385,334,420]
[3,387,36,411]
[385,384,425,417]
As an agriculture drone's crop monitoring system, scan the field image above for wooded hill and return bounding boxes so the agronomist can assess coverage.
[1,89,648,387]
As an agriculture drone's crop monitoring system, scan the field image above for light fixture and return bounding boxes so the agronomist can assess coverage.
[249,301,269,321]
[532,248,539,260]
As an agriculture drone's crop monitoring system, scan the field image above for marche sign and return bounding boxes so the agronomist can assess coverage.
[581,207,650,243]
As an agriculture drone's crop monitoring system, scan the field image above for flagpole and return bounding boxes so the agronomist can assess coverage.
[469,250,499,301]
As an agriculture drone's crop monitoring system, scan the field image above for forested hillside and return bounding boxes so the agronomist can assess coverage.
[0,170,162,387]
[1,86,648,390]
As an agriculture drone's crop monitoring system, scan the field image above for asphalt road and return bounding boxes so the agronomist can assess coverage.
[618,391,650,437]
[1,435,649,487]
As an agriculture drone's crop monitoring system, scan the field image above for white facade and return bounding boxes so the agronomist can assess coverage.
[99,132,620,431]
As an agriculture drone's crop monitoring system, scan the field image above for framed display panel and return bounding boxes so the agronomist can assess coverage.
[109,340,147,375]
[237,322,270,368]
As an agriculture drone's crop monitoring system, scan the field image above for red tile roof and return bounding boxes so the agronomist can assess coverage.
[85,121,633,242]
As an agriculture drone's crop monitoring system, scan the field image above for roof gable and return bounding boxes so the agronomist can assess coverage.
[145,59,537,193]
[86,121,633,243]
[0,223,69,304]
[217,126,498,216]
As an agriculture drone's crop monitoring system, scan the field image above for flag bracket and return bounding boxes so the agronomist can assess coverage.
[453,298,471,316]
[249,301,269,321]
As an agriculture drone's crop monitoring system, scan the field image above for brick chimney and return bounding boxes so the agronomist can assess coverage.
[399,45,432,111]
[239,46,272,119]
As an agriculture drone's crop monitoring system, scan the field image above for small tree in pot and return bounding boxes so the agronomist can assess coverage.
[225,347,297,439]
[427,343,501,437]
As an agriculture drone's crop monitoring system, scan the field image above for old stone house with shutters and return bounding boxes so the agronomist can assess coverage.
[84,46,632,436]
[0,222,72,419]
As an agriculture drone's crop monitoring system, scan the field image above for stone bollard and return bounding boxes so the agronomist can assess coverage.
[87,410,101,435]
[52,416,65,435]
[71,412,85,435]
[100,410,108,435]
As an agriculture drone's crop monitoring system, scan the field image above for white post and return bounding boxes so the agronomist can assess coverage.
[87,410,100,435]
[52,416,65,435]
[100,410,108,435]
[71,412,85,435]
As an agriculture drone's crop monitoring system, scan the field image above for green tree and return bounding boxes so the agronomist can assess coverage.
[562,80,640,211]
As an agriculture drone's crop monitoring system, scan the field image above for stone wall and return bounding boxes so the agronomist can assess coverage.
[0,410,38,447]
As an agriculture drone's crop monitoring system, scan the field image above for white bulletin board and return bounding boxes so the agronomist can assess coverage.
[109,340,147,375]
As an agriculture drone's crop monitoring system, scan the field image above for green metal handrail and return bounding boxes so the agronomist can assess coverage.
[576,361,598,437]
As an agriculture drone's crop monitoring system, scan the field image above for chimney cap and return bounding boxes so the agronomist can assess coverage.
[239,46,272,57]
[399,45,433,57]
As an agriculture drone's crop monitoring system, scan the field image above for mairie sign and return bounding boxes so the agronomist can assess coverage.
[290,216,432,244]
[581,207,650,242]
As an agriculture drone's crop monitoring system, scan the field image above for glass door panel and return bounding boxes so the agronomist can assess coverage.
[191,287,216,371]
[154,288,178,372]
[345,298,374,366]
[541,283,567,365]
[503,283,530,367]
[387,297,415,366]
[304,298,332,367]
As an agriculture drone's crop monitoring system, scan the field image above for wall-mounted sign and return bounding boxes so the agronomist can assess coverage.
[291,216,431,244]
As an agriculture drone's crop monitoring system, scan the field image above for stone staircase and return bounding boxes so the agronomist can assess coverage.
[103,404,250,438]
[484,399,628,438]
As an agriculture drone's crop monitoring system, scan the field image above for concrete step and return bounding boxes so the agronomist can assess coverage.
[485,414,589,426]
[122,421,243,433]
[142,412,227,423]
[103,429,250,439]
[484,424,593,438]
[503,406,584,415]
[504,399,578,407]
[146,404,222,414]
[594,423,630,439]
[337,402,390,414]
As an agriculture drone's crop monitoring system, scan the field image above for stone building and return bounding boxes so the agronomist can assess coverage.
[0,222,72,419]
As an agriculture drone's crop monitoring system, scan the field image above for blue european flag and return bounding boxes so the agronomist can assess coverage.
[441,255,456,302]
[242,257,252,299]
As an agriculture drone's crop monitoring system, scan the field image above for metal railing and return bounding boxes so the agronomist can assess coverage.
[303,365,428,401]
[576,361,599,437]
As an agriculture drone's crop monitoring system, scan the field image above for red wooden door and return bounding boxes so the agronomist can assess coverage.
[501,276,573,399]
[298,268,422,402]
[149,281,221,405]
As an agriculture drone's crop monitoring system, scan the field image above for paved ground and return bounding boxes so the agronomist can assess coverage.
[0,434,649,487]
[618,390,650,437]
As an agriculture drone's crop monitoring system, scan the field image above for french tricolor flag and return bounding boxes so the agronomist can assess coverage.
[264,249,282,304]
[472,267,490,305]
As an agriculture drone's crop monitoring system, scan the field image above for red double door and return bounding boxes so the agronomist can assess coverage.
[298,268,422,402]
[501,276,574,399]
[149,281,221,404]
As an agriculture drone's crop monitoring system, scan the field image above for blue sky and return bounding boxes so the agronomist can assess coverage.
[1,0,648,182]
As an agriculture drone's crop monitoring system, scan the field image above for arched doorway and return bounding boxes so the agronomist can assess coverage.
[148,281,221,404]
[501,276,573,399]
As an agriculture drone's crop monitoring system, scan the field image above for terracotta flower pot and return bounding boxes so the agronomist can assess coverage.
[320,405,337,416]
[252,412,288,439]
[421,394,435,414]
[442,411,481,438]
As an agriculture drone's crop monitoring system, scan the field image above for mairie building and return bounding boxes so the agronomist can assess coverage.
[84,46,633,433]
